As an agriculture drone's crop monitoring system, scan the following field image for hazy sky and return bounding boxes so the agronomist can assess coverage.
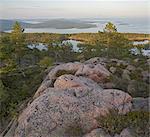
[0,0,149,19]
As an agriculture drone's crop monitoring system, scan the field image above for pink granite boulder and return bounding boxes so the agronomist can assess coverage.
[75,64,111,83]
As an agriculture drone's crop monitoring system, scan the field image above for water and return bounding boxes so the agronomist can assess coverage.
[28,43,48,51]
[130,47,150,57]
[27,40,150,57]
[23,21,42,24]
[62,40,82,52]
[5,18,150,34]
[142,49,150,56]
[133,40,149,45]
[132,40,150,56]
[27,40,81,52]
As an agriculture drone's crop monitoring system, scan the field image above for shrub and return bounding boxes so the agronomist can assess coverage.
[96,110,149,136]
[39,57,54,68]
[130,69,142,80]
[113,67,123,78]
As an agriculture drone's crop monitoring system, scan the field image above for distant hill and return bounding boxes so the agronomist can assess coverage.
[27,19,97,29]
[0,20,30,31]
[0,19,97,31]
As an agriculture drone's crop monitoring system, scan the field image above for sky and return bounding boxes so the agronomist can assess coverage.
[0,0,149,19]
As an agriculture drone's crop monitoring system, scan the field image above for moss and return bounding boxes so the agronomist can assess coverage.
[55,69,76,77]
[96,110,150,136]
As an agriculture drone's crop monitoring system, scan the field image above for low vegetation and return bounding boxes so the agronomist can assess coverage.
[70,32,150,43]
[96,110,149,136]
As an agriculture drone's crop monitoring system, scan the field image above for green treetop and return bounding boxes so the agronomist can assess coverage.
[10,22,26,66]
[11,21,24,44]
[104,22,117,33]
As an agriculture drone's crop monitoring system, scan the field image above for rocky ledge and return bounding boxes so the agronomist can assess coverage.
[2,57,149,137]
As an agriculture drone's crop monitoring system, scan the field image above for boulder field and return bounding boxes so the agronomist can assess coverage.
[2,57,149,137]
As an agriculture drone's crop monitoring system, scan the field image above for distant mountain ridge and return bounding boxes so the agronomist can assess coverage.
[0,20,30,31]
[0,19,97,31]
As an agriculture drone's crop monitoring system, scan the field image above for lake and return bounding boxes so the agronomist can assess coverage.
[133,40,149,45]
[130,47,150,57]
[27,40,81,52]
[28,39,150,57]
[5,18,150,34]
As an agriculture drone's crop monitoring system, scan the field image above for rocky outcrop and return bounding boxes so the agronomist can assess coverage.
[3,58,136,137]
[126,65,135,72]
[34,62,83,99]
[114,128,134,137]
[99,89,132,114]
[122,69,131,80]
[1,119,17,137]
[109,67,116,74]
[83,128,111,137]
[84,57,107,66]
[14,88,132,137]
[84,128,134,137]
[75,64,111,83]
[141,70,150,83]
[132,97,149,111]
[34,60,110,99]
[54,74,102,90]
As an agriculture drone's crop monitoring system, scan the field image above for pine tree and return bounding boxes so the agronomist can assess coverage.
[10,21,26,66]
[104,22,117,33]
